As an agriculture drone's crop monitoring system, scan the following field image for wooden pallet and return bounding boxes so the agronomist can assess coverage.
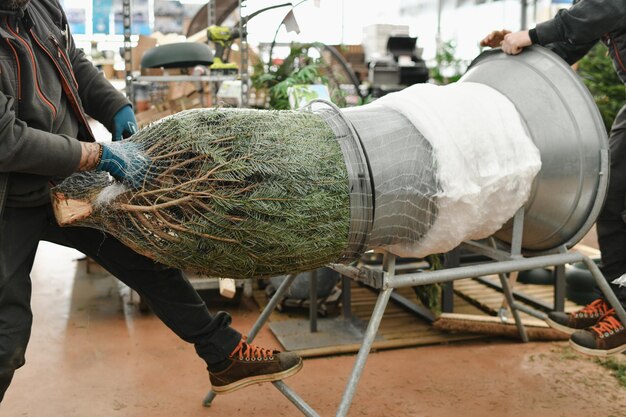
[453,242,599,318]
[453,277,580,319]
[254,284,486,358]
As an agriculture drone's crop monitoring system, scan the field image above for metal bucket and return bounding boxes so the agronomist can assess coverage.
[460,46,608,252]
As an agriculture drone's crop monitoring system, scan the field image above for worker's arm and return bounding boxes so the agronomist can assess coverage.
[0,90,139,178]
[481,29,598,61]
[52,0,130,133]
[481,0,617,58]
[481,28,597,62]
[534,0,626,46]
[77,142,102,171]
[545,40,598,65]
[0,92,82,176]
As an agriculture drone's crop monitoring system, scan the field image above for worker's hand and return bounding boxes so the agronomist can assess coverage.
[480,30,511,48]
[95,142,151,188]
[501,31,532,55]
[111,105,138,141]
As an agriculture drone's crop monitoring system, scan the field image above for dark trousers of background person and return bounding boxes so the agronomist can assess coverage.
[597,104,626,307]
[0,204,241,402]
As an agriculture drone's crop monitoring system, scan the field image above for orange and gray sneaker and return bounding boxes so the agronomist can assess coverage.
[545,298,610,334]
[209,336,303,394]
[569,309,626,356]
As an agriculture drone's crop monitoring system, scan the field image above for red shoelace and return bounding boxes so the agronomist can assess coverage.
[590,309,624,337]
[574,298,609,317]
[229,336,274,361]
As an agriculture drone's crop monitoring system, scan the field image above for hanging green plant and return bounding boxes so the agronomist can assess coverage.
[250,42,355,110]
[413,254,442,316]
[431,40,467,85]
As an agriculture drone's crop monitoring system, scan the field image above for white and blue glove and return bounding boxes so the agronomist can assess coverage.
[111,105,138,141]
[96,142,150,188]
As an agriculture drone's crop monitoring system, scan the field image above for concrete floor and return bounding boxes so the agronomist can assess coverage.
[2,235,626,417]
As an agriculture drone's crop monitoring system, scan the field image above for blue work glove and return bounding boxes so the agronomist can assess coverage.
[96,142,151,188]
[112,105,138,141]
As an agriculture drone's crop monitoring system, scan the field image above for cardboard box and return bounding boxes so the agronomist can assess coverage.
[132,35,158,71]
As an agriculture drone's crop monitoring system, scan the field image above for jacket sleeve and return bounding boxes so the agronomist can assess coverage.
[545,40,598,65]
[535,0,626,46]
[54,1,130,131]
[0,92,82,176]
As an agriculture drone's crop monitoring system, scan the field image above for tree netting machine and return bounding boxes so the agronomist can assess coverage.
[202,47,626,416]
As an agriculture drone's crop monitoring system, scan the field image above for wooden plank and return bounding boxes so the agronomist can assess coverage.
[575,243,601,258]
[439,312,550,327]
[295,334,485,359]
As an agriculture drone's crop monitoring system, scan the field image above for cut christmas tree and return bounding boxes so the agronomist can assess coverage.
[53,82,541,278]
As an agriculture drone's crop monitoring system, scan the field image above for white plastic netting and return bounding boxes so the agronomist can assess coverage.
[370,82,542,257]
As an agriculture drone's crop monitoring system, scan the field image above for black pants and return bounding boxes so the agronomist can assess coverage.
[596,104,626,307]
[0,204,241,402]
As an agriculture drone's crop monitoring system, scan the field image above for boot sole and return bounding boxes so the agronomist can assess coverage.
[544,317,578,335]
[212,359,303,394]
[568,339,626,357]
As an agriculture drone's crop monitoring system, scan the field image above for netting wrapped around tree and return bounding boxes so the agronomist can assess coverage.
[53,109,351,278]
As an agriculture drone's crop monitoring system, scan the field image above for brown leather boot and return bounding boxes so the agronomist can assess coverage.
[545,298,610,334]
[209,336,302,394]
[569,309,626,356]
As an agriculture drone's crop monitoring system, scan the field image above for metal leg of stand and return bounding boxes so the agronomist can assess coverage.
[342,275,352,319]
[273,380,321,417]
[442,249,459,313]
[202,390,217,407]
[497,272,529,342]
[554,264,566,312]
[442,282,454,313]
[335,288,393,417]
[203,273,298,407]
[583,256,626,326]
[249,273,298,342]
[310,270,318,333]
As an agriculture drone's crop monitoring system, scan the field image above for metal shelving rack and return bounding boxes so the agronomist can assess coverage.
[123,0,248,108]
[239,0,249,108]
[123,0,133,103]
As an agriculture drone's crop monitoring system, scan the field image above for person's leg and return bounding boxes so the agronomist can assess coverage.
[42,205,302,392]
[41,206,241,365]
[0,206,46,402]
[547,105,626,336]
[565,106,626,356]
[597,104,626,305]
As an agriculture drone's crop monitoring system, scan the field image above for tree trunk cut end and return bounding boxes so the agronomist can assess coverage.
[52,192,94,226]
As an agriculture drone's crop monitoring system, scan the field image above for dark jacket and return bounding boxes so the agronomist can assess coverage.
[0,0,129,207]
[532,0,626,84]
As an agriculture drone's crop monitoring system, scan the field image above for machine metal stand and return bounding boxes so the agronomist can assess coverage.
[202,252,626,415]
[201,211,626,416]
